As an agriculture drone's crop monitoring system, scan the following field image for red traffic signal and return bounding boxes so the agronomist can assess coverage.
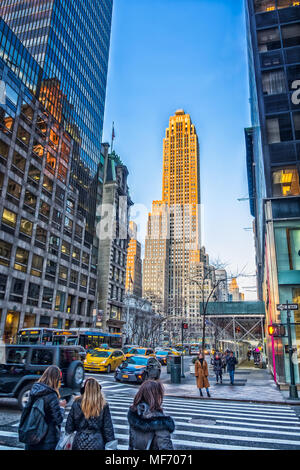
[182,323,188,329]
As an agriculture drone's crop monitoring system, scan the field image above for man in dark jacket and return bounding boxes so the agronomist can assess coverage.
[226,351,238,385]
[127,402,175,450]
[23,382,65,450]
[213,353,223,384]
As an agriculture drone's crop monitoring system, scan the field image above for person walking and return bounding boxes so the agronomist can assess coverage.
[226,351,238,385]
[65,377,115,450]
[247,350,251,362]
[127,380,175,450]
[19,365,66,450]
[195,352,211,397]
[213,352,223,384]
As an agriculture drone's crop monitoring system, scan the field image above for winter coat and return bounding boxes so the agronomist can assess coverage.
[128,402,175,450]
[213,357,223,374]
[195,359,210,389]
[65,397,114,450]
[226,356,238,371]
[23,382,64,450]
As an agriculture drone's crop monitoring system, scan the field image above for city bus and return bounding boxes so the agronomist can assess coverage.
[17,328,123,350]
[18,328,57,345]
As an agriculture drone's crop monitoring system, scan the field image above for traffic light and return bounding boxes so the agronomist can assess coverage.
[182,323,188,329]
[268,324,285,337]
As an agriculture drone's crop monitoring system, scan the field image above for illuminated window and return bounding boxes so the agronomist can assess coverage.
[59,265,68,280]
[2,208,17,227]
[272,168,300,196]
[61,240,70,255]
[28,164,41,182]
[46,152,56,172]
[42,175,53,193]
[14,248,29,272]
[31,254,43,277]
[40,201,50,218]
[32,141,44,158]
[20,218,33,236]
[17,126,30,146]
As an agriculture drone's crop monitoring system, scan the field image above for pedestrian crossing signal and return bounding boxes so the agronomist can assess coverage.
[182,323,188,329]
[268,324,285,337]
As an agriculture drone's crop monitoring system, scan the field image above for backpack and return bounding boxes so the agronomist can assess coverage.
[18,397,48,445]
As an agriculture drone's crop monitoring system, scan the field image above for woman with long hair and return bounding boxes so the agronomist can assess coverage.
[195,352,211,397]
[21,365,66,450]
[127,380,175,450]
[65,377,115,450]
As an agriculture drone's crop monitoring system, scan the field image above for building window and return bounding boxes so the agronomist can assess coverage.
[266,114,293,143]
[55,291,65,312]
[72,247,80,260]
[61,240,70,256]
[257,28,280,52]
[7,179,21,200]
[39,201,50,218]
[287,229,300,270]
[2,208,17,228]
[14,248,29,272]
[80,274,87,287]
[281,24,300,48]
[0,109,14,134]
[10,279,25,298]
[46,152,56,173]
[272,167,300,196]
[294,112,300,140]
[5,84,18,106]
[0,139,9,159]
[32,141,44,158]
[27,283,40,305]
[0,240,12,266]
[42,175,53,193]
[21,100,34,122]
[278,0,300,8]
[36,226,47,244]
[24,190,37,209]
[262,70,286,95]
[31,254,43,277]
[59,265,68,280]
[12,151,26,172]
[28,164,41,183]
[70,270,78,284]
[42,287,53,306]
[17,126,30,146]
[20,218,33,237]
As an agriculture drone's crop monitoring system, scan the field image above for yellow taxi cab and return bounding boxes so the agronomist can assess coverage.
[125,347,155,359]
[84,348,125,373]
[168,348,181,356]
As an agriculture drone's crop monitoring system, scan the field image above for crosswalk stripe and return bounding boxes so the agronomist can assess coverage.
[215,419,300,430]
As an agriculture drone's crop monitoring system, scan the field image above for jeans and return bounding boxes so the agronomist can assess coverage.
[229,370,235,384]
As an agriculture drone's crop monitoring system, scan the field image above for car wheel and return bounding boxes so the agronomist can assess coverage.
[107,364,111,374]
[66,361,85,389]
[17,383,33,410]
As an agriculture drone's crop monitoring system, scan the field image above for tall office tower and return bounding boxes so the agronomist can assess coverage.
[245,1,300,386]
[0,0,114,244]
[215,269,229,302]
[125,221,142,297]
[143,110,208,339]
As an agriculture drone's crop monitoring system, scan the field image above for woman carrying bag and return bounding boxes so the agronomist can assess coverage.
[65,377,116,450]
[127,380,175,450]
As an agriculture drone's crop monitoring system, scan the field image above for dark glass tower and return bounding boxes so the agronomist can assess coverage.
[245,0,300,385]
[0,0,114,242]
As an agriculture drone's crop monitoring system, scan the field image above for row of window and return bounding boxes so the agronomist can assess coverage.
[255,0,300,13]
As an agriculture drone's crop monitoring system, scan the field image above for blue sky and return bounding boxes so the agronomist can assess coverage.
[102,0,257,299]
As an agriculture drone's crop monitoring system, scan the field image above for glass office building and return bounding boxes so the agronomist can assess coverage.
[0,0,114,243]
[245,0,300,386]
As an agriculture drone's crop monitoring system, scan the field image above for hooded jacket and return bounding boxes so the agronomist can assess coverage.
[23,382,64,449]
[65,398,115,450]
[127,402,175,450]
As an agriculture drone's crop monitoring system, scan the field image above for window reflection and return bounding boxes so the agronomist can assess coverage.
[272,167,300,196]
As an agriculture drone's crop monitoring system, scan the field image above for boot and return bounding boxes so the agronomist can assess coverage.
[207,389,211,397]
[199,389,203,397]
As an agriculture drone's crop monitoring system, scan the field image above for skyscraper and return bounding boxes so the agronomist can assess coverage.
[143,110,214,339]
[125,221,142,297]
[245,0,300,386]
[0,0,114,243]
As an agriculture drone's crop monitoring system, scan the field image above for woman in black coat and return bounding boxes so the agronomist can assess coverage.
[128,380,175,450]
[21,365,66,450]
[213,353,223,384]
[65,378,114,450]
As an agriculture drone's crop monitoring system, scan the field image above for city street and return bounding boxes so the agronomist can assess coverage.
[1,356,300,450]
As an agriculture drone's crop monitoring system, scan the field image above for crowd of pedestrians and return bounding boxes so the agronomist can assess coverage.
[18,365,175,451]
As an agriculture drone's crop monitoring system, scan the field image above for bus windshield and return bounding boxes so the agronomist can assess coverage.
[18,332,40,344]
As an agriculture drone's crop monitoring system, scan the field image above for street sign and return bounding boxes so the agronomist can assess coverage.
[277,303,299,311]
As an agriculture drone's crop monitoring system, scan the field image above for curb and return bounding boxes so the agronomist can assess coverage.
[164,393,300,406]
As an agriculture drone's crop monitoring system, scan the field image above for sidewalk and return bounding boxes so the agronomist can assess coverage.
[161,359,300,405]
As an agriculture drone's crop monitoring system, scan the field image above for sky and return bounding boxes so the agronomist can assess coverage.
[102,0,257,300]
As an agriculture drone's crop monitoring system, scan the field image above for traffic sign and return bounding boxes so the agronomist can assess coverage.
[277,303,299,311]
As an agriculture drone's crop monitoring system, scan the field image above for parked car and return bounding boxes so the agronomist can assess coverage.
[0,345,85,410]
[125,347,155,359]
[84,348,125,373]
[115,356,161,383]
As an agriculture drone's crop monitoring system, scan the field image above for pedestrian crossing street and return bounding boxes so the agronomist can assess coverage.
[1,394,300,450]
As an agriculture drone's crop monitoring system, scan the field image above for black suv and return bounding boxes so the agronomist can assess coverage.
[0,345,86,409]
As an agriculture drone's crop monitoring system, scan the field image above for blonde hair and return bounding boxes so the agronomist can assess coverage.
[37,365,61,398]
[78,378,106,419]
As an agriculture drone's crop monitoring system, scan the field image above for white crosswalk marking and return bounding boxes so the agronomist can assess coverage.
[2,395,300,450]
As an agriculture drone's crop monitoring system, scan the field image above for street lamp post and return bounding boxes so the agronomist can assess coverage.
[286,301,298,400]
